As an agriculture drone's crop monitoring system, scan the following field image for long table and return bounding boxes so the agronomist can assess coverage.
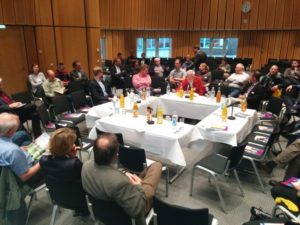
[196,107,259,146]
[86,96,158,128]
[159,93,221,120]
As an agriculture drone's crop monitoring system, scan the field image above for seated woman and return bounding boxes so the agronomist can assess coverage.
[28,64,46,97]
[196,63,211,87]
[39,128,88,216]
[132,64,152,90]
[217,58,231,78]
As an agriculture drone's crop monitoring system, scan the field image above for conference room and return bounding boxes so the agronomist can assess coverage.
[1,1,300,225]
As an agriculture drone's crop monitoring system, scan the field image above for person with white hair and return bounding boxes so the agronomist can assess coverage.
[0,113,42,186]
[226,63,250,97]
[151,58,165,77]
[177,70,205,95]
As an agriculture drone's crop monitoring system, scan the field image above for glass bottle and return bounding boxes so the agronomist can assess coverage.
[189,87,194,101]
[216,87,221,103]
[221,100,228,122]
[119,94,125,108]
[156,105,164,124]
[132,102,139,117]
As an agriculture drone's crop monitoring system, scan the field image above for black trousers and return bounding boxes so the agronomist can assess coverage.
[271,185,300,209]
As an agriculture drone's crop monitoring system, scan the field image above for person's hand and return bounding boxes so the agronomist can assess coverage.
[293,181,300,191]
[20,146,28,151]
[271,85,278,91]
[238,95,244,99]
[9,102,22,108]
[286,85,293,92]
[125,172,142,185]
[69,145,80,157]
[108,97,114,101]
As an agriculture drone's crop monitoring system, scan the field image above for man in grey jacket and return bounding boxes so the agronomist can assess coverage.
[81,133,162,225]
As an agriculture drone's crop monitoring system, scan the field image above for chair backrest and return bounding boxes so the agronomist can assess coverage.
[70,90,88,109]
[52,95,72,115]
[118,145,146,173]
[266,96,283,116]
[46,178,87,210]
[68,80,84,93]
[228,143,246,170]
[36,103,51,126]
[153,197,209,225]
[95,128,124,146]
[11,91,33,104]
[87,194,133,225]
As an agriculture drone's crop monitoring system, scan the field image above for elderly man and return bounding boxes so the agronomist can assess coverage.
[151,58,165,77]
[178,70,205,95]
[82,133,162,225]
[89,67,114,105]
[0,78,41,138]
[169,59,186,87]
[260,65,283,98]
[0,113,42,185]
[43,70,66,98]
[226,63,250,97]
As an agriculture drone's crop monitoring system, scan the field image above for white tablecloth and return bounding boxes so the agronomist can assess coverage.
[159,93,221,120]
[85,97,158,128]
[89,114,201,166]
[196,107,259,146]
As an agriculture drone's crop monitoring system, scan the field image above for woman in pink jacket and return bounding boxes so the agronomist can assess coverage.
[132,64,152,90]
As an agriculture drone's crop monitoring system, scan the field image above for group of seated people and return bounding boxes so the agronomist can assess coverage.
[0,112,162,224]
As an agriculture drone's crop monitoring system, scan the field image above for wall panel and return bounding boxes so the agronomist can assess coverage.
[35,0,53,25]
[87,28,101,75]
[23,26,38,71]
[85,0,100,27]
[2,0,15,24]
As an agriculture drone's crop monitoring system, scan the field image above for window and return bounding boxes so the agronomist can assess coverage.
[136,37,172,58]
[200,38,238,58]
[100,38,106,61]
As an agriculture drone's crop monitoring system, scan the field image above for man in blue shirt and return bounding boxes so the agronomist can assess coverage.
[0,113,41,185]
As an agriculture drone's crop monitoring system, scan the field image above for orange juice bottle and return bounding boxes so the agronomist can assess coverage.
[156,105,163,124]
[132,102,139,117]
[189,88,194,101]
[241,97,247,112]
[179,85,184,98]
[221,101,228,122]
[216,87,221,103]
[120,94,125,108]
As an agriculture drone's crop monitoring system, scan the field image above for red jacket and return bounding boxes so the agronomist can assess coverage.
[177,76,205,95]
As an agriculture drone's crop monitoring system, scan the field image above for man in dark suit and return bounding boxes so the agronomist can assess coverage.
[82,133,162,225]
[192,45,207,72]
[89,67,113,105]
[69,60,89,94]
[110,58,127,89]
[239,71,265,110]
[0,78,41,138]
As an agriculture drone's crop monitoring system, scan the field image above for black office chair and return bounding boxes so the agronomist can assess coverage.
[68,80,84,93]
[152,197,218,225]
[151,76,167,96]
[55,123,94,160]
[36,104,56,132]
[190,143,246,213]
[11,91,34,104]
[46,180,88,225]
[52,95,85,125]
[86,194,155,225]
[70,90,91,113]
[118,145,169,197]
[260,96,285,124]
[95,128,124,146]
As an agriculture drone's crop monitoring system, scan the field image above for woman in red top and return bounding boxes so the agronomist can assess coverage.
[177,70,205,95]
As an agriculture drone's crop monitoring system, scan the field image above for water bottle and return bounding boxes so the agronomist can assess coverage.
[210,87,215,100]
[146,87,151,98]
[166,83,171,95]
[129,90,134,104]
[112,96,117,113]
[172,113,178,127]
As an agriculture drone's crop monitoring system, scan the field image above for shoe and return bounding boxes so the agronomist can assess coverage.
[269,179,281,187]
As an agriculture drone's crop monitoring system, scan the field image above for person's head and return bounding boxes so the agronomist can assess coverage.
[192,45,200,54]
[47,70,56,82]
[117,52,123,59]
[31,64,39,75]
[129,50,135,57]
[114,58,122,66]
[0,77,4,92]
[133,59,139,67]
[93,133,119,166]
[57,62,65,72]
[93,66,103,81]
[174,59,181,69]
[199,63,209,73]
[186,70,195,83]
[72,60,81,70]
[139,64,149,76]
[154,58,160,66]
[185,54,191,61]
[235,63,245,74]
[141,52,146,58]
[49,128,77,157]
[221,58,227,65]
[250,71,261,84]
[0,113,20,137]
[291,60,300,69]
[269,65,279,76]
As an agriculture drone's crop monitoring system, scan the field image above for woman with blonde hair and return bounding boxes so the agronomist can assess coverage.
[39,128,89,216]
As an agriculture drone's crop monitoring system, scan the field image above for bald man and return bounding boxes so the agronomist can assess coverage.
[43,70,66,98]
[0,113,41,184]
[226,63,250,97]
[260,65,283,98]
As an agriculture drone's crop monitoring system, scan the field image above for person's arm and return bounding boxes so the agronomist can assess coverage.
[42,81,53,97]
[89,81,108,102]
[19,163,40,182]
[28,75,42,88]
[132,75,141,89]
